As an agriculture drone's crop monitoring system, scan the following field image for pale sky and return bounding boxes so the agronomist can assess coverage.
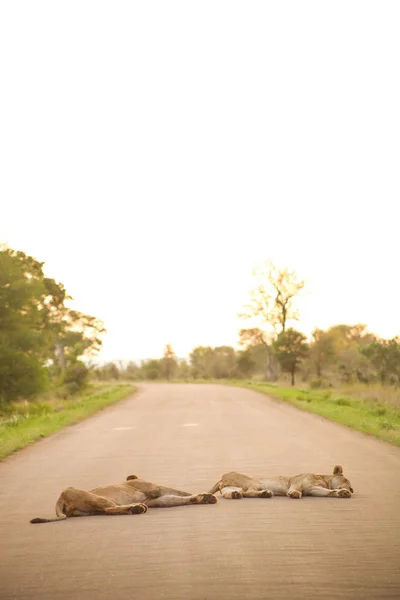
[1,2,399,362]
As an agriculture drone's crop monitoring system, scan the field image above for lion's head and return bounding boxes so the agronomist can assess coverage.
[330,465,354,494]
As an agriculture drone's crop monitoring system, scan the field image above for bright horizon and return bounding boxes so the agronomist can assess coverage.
[1,2,399,362]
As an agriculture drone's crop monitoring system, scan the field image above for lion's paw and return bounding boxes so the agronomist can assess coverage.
[337,488,352,498]
[130,503,148,514]
[259,489,274,498]
[197,493,218,504]
[231,490,243,499]
[288,490,302,499]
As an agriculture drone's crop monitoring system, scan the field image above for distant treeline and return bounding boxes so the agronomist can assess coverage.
[94,326,400,388]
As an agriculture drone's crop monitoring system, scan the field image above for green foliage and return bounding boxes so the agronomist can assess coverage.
[95,362,121,381]
[189,346,238,379]
[273,328,308,385]
[0,348,49,401]
[0,245,105,402]
[236,350,256,377]
[361,337,400,384]
[189,346,214,379]
[142,359,162,380]
[302,324,378,385]
[176,359,191,380]
[63,360,89,392]
[124,361,139,379]
[309,328,337,378]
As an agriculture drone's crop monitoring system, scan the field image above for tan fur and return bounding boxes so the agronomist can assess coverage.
[31,475,217,523]
[209,465,354,499]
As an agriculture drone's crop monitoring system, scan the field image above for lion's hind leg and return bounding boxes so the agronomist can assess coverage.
[220,486,243,499]
[58,488,147,517]
[145,493,217,508]
[242,488,274,498]
[104,503,148,514]
[307,486,351,498]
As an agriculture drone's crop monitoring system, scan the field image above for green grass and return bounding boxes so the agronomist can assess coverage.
[226,380,400,446]
[0,383,136,460]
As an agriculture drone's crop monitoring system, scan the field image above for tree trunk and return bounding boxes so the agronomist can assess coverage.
[291,367,295,386]
[265,346,278,381]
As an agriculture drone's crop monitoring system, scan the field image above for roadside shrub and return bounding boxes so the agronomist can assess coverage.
[63,360,88,392]
[0,348,49,403]
[309,379,323,389]
[334,397,351,407]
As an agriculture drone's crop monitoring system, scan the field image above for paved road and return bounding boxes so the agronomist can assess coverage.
[1,384,399,600]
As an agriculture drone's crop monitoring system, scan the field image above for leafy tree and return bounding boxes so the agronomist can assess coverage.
[124,361,139,380]
[274,328,308,385]
[0,245,105,401]
[210,346,237,379]
[176,359,191,380]
[236,350,256,377]
[189,346,214,379]
[0,348,49,401]
[141,359,162,380]
[362,337,400,384]
[238,328,271,376]
[309,328,337,378]
[189,346,238,379]
[63,360,89,392]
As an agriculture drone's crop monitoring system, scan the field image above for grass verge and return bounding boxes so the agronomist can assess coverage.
[0,384,136,460]
[226,380,400,447]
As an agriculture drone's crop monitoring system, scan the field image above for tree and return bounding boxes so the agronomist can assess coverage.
[309,328,337,378]
[238,328,268,375]
[0,245,106,401]
[162,344,177,380]
[124,361,139,380]
[209,346,237,379]
[189,346,214,379]
[141,359,162,380]
[176,359,191,380]
[236,350,256,377]
[189,346,238,379]
[0,348,49,401]
[313,324,374,384]
[362,337,400,385]
[240,262,304,380]
[273,328,308,386]
[241,261,304,334]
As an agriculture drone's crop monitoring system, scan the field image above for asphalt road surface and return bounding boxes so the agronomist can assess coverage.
[1,383,400,600]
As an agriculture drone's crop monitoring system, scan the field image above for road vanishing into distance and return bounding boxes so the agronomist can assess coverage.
[1,383,400,599]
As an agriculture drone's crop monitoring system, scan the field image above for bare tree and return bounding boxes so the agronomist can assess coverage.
[239,261,305,379]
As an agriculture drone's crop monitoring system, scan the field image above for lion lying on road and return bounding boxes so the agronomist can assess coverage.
[31,475,217,523]
[208,465,354,499]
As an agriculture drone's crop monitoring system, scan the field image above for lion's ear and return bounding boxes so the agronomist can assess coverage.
[126,474,138,481]
[333,465,343,475]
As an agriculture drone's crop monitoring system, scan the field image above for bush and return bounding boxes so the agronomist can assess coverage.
[334,397,352,407]
[309,379,323,389]
[0,347,49,403]
[63,360,88,392]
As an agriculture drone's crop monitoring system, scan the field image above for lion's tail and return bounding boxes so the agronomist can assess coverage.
[30,515,67,524]
[208,480,222,495]
[30,496,67,524]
